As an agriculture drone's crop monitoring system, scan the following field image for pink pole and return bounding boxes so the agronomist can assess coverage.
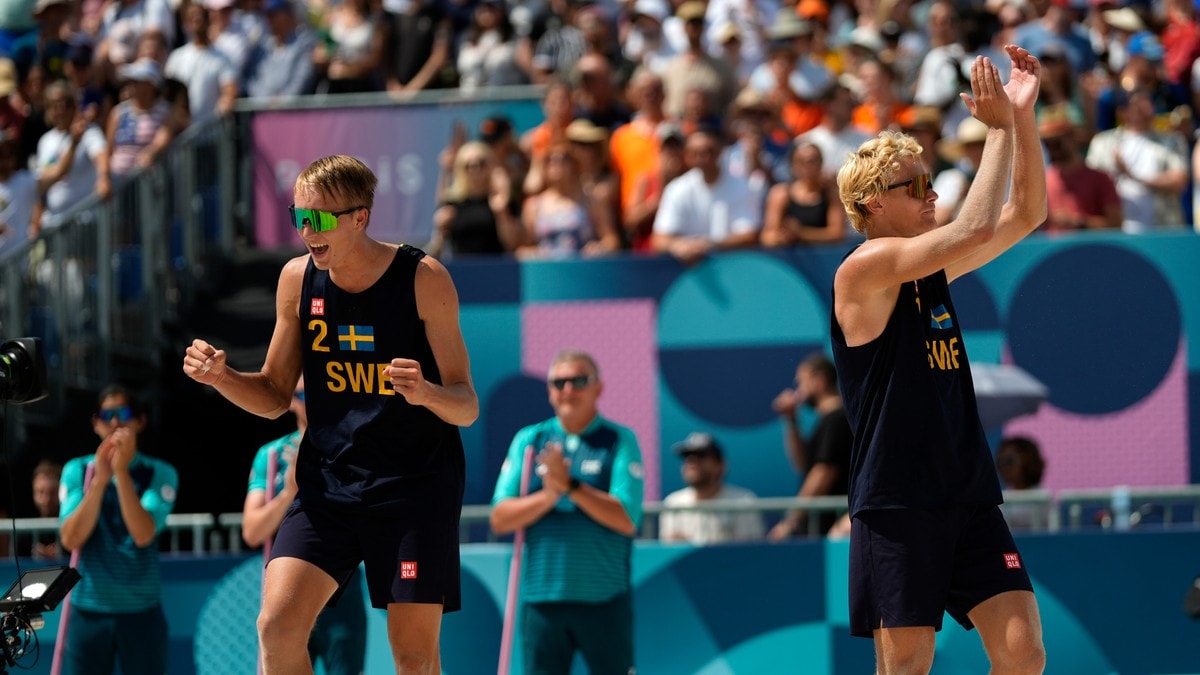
[497,445,535,675]
[258,448,280,675]
[50,462,94,675]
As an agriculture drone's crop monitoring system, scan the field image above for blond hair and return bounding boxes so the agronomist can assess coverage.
[295,155,378,213]
[445,142,495,203]
[837,130,923,233]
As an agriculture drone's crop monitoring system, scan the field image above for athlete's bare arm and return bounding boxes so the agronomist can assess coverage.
[388,254,479,427]
[947,44,1047,281]
[183,256,306,418]
[834,56,1015,347]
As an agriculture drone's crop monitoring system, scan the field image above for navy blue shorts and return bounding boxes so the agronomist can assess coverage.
[848,505,1033,638]
[271,499,461,612]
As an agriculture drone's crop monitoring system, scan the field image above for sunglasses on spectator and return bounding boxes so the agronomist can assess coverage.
[548,375,596,390]
[464,159,488,169]
[885,173,933,200]
[294,390,305,402]
[98,405,134,423]
[289,204,364,233]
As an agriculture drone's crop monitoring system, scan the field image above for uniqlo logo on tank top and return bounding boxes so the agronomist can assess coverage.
[400,561,418,579]
[310,298,325,316]
[1003,553,1022,569]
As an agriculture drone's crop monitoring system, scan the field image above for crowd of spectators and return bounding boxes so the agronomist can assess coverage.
[2,0,1199,260]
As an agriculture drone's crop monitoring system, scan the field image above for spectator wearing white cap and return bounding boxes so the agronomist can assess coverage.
[164,2,239,122]
[244,0,317,98]
[105,58,173,177]
[660,432,765,545]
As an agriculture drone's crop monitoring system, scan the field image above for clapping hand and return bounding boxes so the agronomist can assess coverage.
[1003,44,1042,113]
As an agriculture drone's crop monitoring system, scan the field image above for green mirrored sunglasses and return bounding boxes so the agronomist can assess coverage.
[289,204,364,233]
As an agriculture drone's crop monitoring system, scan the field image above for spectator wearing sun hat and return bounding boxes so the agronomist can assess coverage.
[932,116,989,226]
[1099,4,1147,74]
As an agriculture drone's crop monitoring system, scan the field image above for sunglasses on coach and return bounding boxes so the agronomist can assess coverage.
[885,173,933,200]
[548,375,596,390]
[289,204,364,233]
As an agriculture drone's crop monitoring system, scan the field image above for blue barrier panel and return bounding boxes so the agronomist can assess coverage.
[3,530,1196,674]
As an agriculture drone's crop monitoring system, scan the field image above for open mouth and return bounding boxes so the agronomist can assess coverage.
[310,243,329,255]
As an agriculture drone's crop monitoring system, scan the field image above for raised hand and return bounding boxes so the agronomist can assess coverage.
[959,55,1014,130]
[1003,44,1042,112]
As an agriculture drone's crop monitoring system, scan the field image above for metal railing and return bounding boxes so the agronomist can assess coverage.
[9,485,1199,557]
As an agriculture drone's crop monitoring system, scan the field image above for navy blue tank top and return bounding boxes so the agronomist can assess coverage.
[297,245,465,514]
[830,267,1001,516]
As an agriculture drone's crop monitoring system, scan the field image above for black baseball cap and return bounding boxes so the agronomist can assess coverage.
[672,432,724,460]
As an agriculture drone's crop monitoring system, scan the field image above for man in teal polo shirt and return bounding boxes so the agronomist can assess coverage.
[59,384,179,675]
[491,349,644,675]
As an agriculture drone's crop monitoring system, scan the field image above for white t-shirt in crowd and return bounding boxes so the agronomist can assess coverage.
[654,168,763,241]
[659,484,765,545]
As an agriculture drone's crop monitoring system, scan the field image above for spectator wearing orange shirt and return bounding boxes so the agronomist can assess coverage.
[521,78,575,194]
[850,57,912,135]
[610,68,669,246]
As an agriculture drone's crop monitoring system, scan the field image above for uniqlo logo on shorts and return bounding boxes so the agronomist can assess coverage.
[400,562,418,579]
[310,298,325,316]
[1004,553,1022,569]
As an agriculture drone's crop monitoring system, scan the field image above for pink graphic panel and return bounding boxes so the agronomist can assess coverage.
[1006,341,1188,490]
[522,301,661,500]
